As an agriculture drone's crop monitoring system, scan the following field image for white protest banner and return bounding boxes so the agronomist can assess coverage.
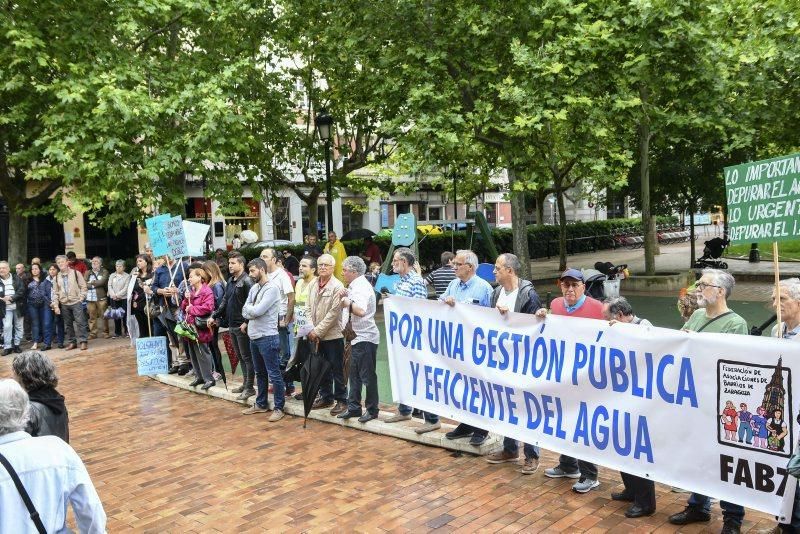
[136,336,169,375]
[384,296,799,516]
[145,214,171,256]
[163,216,188,258]
[182,220,210,257]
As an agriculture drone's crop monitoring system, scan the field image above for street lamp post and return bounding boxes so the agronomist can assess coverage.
[314,109,334,235]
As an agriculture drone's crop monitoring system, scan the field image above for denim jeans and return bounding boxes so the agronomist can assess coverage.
[27,303,46,343]
[688,493,744,525]
[44,308,63,346]
[230,327,254,390]
[347,342,379,416]
[317,338,346,404]
[3,309,23,348]
[503,437,540,460]
[251,335,284,411]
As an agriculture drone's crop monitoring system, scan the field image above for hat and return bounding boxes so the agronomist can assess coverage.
[559,268,584,282]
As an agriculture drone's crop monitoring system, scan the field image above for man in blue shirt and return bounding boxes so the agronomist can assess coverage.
[383,247,441,433]
[0,379,106,533]
[441,249,493,446]
[150,256,188,371]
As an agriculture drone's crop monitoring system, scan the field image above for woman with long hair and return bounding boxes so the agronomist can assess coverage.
[203,260,226,380]
[181,267,216,390]
[26,263,48,350]
[129,254,153,339]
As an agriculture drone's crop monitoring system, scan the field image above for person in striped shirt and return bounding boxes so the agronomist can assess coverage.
[424,251,456,298]
[383,248,441,433]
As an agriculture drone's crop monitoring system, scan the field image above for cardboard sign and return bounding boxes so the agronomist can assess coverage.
[163,216,188,258]
[182,220,210,257]
[145,214,171,256]
[725,153,800,244]
[136,336,169,375]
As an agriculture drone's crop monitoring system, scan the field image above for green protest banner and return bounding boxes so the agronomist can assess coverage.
[725,152,800,245]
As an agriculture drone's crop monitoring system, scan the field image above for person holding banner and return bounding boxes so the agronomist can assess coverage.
[180,267,216,390]
[669,268,748,532]
[383,247,442,434]
[485,253,542,472]
[603,297,657,518]
[763,278,800,534]
[210,252,254,400]
[152,256,189,373]
[441,249,494,446]
[537,268,602,493]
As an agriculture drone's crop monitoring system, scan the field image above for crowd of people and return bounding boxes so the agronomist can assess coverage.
[2,234,799,533]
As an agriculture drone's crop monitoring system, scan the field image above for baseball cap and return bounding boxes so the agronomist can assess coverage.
[559,268,584,282]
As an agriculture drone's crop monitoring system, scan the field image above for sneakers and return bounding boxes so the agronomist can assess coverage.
[485,450,518,464]
[572,478,600,493]
[268,409,285,422]
[242,405,269,415]
[384,413,412,423]
[544,466,581,479]
[668,507,711,525]
[519,458,539,475]
[236,390,255,401]
[414,422,441,434]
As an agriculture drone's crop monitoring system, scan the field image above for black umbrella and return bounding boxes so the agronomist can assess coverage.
[341,228,376,241]
[284,338,312,384]
[300,343,331,428]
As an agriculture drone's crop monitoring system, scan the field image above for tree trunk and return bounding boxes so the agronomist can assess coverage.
[536,189,546,226]
[507,168,531,280]
[689,202,696,267]
[639,85,657,275]
[7,208,28,265]
[556,188,568,271]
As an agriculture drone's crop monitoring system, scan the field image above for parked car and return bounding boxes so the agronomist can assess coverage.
[239,239,300,250]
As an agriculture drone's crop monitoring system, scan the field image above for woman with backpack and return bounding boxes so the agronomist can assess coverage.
[26,263,49,350]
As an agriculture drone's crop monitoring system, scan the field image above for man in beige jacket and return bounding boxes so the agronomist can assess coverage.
[52,255,89,350]
[306,253,346,415]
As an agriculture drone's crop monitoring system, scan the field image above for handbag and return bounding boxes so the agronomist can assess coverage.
[0,452,47,534]
[343,303,356,342]
[788,443,800,478]
[194,314,211,330]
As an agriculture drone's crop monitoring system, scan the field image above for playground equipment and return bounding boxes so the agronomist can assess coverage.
[374,211,500,294]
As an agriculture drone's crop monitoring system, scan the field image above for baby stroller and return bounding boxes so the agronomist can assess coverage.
[693,237,729,269]
[582,262,627,300]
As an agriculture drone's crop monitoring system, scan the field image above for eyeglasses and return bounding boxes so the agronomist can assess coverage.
[696,282,721,290]
[318,263,334,267]
[559,281,583,289]
[452,262,467,267]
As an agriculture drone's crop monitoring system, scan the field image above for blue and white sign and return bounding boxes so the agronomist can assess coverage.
[145,214,171,256]
[136,336,169,376]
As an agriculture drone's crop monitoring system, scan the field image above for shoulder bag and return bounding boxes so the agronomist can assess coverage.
[343,303,356,342]
[0,452,47,534]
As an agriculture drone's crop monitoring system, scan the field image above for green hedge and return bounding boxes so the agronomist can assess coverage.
[211,216,678,271]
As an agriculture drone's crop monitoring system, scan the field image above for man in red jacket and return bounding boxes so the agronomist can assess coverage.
[535,268,603,493]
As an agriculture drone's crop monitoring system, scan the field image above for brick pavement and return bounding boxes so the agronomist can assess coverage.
[0,340,780,532]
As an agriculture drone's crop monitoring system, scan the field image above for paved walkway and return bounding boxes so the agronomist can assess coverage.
[0,339,778,532]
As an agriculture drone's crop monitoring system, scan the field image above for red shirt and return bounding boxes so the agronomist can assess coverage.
[363,242,382,265]
[69,260,87,275]
[550,295,604,319]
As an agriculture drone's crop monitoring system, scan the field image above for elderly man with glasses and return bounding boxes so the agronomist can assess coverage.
[536,268,604,494]
[307,253,347,415]
[669,268,748,534]
[440,249,494,446]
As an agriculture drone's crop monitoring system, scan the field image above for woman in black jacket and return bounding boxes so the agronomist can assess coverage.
[11,350,69,442]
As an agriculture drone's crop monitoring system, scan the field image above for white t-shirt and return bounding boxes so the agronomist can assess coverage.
[495,287,518,311]
[346,275,380,345]
[2,276,16,311]
[268,268,294,317]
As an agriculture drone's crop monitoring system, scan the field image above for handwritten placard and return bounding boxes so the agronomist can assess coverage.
[163,216,188,258]
[145,214,171,256]
[136,336,169,376]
